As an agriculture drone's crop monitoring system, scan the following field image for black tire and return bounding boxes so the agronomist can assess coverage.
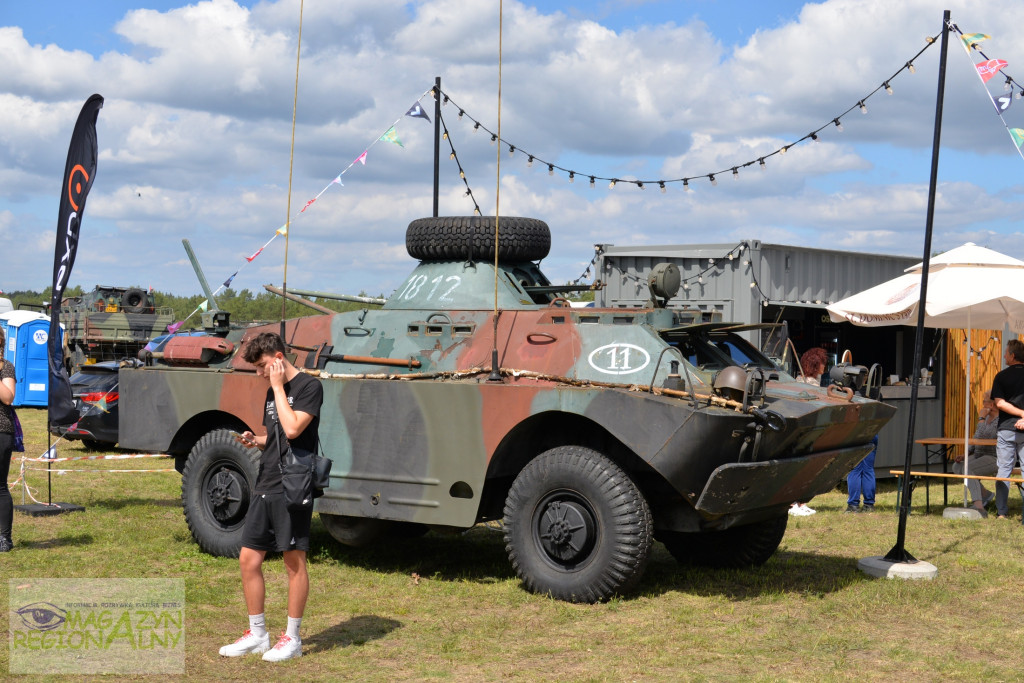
[181,429,261,558]
[406,216,551,262]
[503,446,652,603]
[660,515,788,569]
[121,288,150,314]
[320,514,394,548]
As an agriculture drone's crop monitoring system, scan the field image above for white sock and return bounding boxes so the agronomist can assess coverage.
[286,616,301,640]
[248,613,267,639]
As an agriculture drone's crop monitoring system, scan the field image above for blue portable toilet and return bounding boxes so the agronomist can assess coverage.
[0,311,64,407]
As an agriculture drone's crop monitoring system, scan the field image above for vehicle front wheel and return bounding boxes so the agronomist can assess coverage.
[503,445,652,603]
[320,514,395,548]
[659,515,788,569]
[181,429,261,558]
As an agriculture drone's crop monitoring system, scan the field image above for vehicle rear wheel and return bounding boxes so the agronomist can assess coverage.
[660,515,788,569]
[405,216,551,262]
[320,514,394,548]
[181,429,261,558]
[503,445,652,603]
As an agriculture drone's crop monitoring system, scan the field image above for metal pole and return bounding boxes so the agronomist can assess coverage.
[433,76,441,218]
[885,9,950,563]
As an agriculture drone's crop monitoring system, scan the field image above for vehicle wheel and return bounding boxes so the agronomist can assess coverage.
[181,429,261,558]
[320,514,394,548]
[660,515,788,569]
[405,216,551,262]
[81,439,112,451]
[121,288,150,314]
[503,445,652,603]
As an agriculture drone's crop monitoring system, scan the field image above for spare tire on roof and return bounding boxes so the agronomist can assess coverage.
[121,287,151,314]
[406,216,550,262]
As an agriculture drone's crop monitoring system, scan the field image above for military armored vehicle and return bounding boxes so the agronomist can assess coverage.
[118,216,894,603]
[60,286,174,372]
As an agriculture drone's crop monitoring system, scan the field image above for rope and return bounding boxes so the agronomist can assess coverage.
[491,0,504,367]
[282,0,305,325]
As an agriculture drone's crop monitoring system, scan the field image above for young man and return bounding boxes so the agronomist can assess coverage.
[219,332,323,661]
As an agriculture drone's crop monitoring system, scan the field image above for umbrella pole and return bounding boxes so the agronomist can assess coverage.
[885,9,951,564]
[964,325,971,507]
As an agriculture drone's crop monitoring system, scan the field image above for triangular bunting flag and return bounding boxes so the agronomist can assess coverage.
[355,151,367,165]
[379,127,404,147]
[993,92,1013,114]
[961,32,990,50]
[223,271,238,289]
[1010,128,1024,148]
[276,224,288,236]
[977,59,1008,83]
[300,197,317,213]
[246,246,265,262]
[198,299,209,313]
[330,175,343,186]
[167,321,183,334]
[405,102,431,122]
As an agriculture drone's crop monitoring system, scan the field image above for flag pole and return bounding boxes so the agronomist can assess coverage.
[885,9,951,563]
[433,76,441,218]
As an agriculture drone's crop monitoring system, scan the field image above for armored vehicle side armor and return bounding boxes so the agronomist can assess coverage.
[118,217,894,602]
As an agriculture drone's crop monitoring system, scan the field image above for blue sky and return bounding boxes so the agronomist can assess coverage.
[1,0,1023,298]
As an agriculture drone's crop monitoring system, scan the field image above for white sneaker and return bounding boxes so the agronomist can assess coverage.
[262,632,302,662]
[799,504,816,516]
[219,629,270,657]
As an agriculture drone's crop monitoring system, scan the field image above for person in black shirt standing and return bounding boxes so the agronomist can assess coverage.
[0,327,17,552]
[990,339,1024,521]
[219,332,323,661]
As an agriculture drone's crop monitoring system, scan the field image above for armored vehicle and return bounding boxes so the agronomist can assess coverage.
[118,217,894,603]
[60,286,174,372]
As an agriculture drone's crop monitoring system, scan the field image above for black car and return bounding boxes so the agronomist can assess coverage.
[50,360,138,449]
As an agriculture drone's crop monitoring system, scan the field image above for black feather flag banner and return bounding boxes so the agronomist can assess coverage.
[48,94,103,428]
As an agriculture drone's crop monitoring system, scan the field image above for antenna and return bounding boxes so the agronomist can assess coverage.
[487,0,505,383]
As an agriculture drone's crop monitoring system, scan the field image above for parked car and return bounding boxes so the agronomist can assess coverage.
[50,359,139,450]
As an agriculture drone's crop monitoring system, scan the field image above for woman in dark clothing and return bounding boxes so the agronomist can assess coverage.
[0,327,17,551]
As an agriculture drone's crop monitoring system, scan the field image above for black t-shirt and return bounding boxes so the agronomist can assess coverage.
[991,363,1024,431]
[255,371,323,494]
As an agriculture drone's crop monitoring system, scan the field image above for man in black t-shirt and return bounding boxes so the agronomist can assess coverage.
[219,332,323,662]
[990,338,1024,520]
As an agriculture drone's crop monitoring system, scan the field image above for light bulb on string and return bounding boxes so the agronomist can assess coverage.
[709,174,717,186]
[907,61,916,74]
[569,172,575,184]
[459,170,465,179]
[732,167,739,180]
[609,179,617,189]
[749,282,756,289]
[707,258,714,266]
[859,101,868,114]
[490,134,497,145]
[833,118,843,132]
[759,158,766,171]
[1005,77,1013,93]
[508,145,515,157]
[811,133,819,142]
[527,156,534,168]
[548,164,555,176]
[449,152,455,160]
[683,179,690,192]
[637,182,644,190]
[443,131,449,140]
[474,207,480,216]
[458,110,465,119]
[780,145,788,155]
[1018,89,1024,100]
[683,282,690,291]
[442,95,449,105]
[589,176,595,188]
[473,122,480,132]
[697,275,703,284]
[884,81,893,95]
[659,181,666,193]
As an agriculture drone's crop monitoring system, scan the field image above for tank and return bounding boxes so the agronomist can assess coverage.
[60,286,174,372]
[117,216,895,603]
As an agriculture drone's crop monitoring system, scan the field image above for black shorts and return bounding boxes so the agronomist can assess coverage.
[241,492,312,553]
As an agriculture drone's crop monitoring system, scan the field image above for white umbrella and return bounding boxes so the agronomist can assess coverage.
[827,243,1024,507]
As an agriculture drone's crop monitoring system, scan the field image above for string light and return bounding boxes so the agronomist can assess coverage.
[1005,76,1013,93]
[473,122,480,131]
[780,145,788,155]
[508,145,515,156]
[884,81,893,95]
[709,174,717,186]
[859,100,868,114]
[589,176,595,188]
[659,181,666,193]
[1018,89,1024,100]
[637,181,644,189]
[833,118,843,132]
[609,179,617,189]
[442,95,449,105]
[731,167,739,180]
[569,171,575,183]
[527,155,534,168]
[683,179,690,192]
[548,164,554,176]
[811,133,819,142]
[490,133,497,144]
[907,61,916,74]
[443,131,449,140]
[458,109,464,119]
[758,158,766,170]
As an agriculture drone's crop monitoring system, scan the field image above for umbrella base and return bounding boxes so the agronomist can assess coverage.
[858,555,938,580]
[942,506,984,521]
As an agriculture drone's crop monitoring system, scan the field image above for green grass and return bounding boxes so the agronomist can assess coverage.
[4,406,1024,681]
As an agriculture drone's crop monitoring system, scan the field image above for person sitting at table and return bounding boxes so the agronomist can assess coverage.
[951,391,999,516]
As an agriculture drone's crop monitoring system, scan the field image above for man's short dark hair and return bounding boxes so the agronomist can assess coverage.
[242,332,286,363]
[1008,339,1024,363]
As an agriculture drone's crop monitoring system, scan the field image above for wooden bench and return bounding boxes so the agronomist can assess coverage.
[890,468,1024,512]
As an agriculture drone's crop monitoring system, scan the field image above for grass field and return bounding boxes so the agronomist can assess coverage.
[4,406,1024,681]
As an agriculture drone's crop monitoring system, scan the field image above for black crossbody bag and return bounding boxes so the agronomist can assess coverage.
[277,422,332,512]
